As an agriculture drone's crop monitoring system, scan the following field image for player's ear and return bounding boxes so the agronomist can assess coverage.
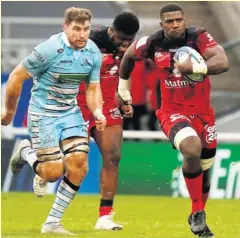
[159,21,163,28]
[62,24,68,34]
[108,26,114,36]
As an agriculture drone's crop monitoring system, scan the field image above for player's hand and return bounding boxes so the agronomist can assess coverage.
[1,110,15,126]
[121,104,134,118]
[95,114,107,131]
[174,53,193,74]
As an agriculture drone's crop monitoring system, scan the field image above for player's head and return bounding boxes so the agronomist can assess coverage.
[160,3,186,41]
[108,12,140,53]
[63,7,92,49]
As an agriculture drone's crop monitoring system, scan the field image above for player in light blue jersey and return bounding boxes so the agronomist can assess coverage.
[1,7,106,235]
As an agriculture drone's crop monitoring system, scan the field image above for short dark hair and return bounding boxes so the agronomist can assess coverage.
[160,3,184,18]
[113,12,140,35]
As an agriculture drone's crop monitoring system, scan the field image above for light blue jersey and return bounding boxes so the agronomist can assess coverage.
[23,32,102,149]
[23,32,102,117]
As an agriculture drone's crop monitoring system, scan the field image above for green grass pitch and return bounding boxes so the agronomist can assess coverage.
[2,193,240,238]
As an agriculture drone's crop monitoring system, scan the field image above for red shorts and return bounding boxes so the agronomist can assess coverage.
[156,109,217,149]
[81,103,123,134]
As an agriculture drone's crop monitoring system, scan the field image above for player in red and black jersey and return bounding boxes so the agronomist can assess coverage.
[117,4,228,237]
[77,12,140,230]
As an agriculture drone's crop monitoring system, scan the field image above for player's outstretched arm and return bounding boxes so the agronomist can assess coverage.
[118,41,139,105]
[85,82,106,131]
[1,64,31,125]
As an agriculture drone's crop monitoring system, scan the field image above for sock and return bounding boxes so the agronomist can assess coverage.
[202,192,209,209]
[45,176,79,224]
[183,168,204,213]
[21,146,38,167]
[99,199,113,217]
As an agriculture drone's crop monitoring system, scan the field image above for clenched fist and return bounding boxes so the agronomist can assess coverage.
[1,110,15,126]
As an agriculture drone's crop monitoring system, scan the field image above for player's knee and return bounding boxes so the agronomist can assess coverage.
[40,161,64,182]
[62,138,89,176]
[180,136,202,161]
[66,154,89,177]
[103,148,121,168]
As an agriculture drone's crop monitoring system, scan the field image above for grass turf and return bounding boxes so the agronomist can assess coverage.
[1,193,240,238]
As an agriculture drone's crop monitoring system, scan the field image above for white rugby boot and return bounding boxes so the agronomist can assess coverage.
[95,212,123,230]
[41,222,75,235]
[10,139,31,173]
[33,174,47,197]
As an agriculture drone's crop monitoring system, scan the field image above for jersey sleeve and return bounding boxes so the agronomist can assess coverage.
[196,32,218,55]
[87,50,102,83]
[22,40,56,76]
[134,36,149,59]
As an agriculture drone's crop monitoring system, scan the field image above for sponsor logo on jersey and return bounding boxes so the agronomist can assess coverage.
[169,48,178,53]
[164,79,195,88]
[154,52,170,68]
[108,65,118,75]
[170,114,190,123]
[60,60,72,64]
[205,124,217,143]
[110,107,122,119]
[32,50,46,64]
[57,48,64,53]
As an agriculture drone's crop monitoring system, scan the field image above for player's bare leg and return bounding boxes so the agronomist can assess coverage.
[10,139,64,196]
[93,125,123,230]
[178,134,206,234]
[42,137,89,235]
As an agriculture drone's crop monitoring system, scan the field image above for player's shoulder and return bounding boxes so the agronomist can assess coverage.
[34,33,63,59]
[90,26,111,50]
[150,30,165,40]
[187,25,207,38]
[90,26,108,41]
[86,39,102,55]
[135,36,149,50]
[135,30,164,50]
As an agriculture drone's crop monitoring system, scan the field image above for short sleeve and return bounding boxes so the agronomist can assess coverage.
[22,40,56,76]
[196,32,218,55]
[87,51,102,83]
[134,36,149,58]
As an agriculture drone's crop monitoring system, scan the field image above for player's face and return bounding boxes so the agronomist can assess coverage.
[110,28,136,53]
[63,20,91,49]
[160,11,186,40]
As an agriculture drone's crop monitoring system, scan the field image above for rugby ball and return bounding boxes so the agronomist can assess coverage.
[174,46,205,82]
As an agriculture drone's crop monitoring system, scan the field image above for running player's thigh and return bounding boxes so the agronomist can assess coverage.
[60,109,89,142]
[28,113,62,161]
[61,136,89,153]
[92,125,123,156]
[196,113,217,170]
[200,114,217,149]
[156,111,198,150]
[58,109,89,160]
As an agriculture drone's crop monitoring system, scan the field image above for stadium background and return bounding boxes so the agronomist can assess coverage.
[1,2,240,237]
